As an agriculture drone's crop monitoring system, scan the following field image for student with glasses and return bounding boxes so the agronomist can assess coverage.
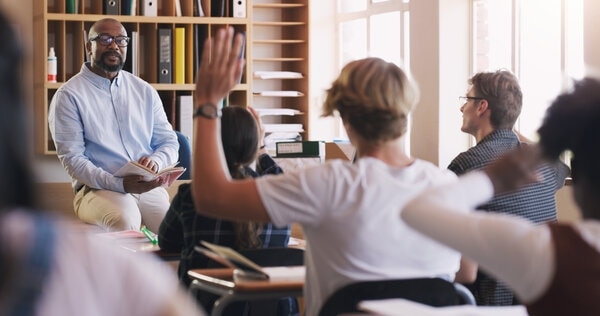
[448,70,570,306]
[403,77,600,315]
[49,18,179,233]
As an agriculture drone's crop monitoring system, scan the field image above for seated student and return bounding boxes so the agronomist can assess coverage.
[0,11,203,316]
[190,28,467,316]
[158,105,294,315]
[402,77,600,316]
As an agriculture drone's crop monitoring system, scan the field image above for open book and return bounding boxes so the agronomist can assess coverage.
[114,161,185,187]
[194,241,305,281]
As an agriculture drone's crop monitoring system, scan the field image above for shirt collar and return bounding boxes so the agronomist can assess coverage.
[81,62,122,88]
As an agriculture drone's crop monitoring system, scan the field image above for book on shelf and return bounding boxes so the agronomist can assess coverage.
[194,241,305,281]
[174,27,186,84]
[175,0,182,16]
[194,0,206,16]
[177,95,194,142]
[253,71,303,79]
[121,0,136,15]
[114,161,185,188]
[254,108,301,116]
[276,141,325,161]
[254,91,304,97]
[142,0,157,16]
[158,28,172,83]
[130,31,139,76]
[103,0,120,15]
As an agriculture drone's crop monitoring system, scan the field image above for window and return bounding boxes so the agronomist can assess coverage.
[336,0,411,149]
[473,0,584,141]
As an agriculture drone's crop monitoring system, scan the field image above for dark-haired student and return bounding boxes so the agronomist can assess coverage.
[403,77,600,316]
[158,105,295,315]
[0,10,203,316]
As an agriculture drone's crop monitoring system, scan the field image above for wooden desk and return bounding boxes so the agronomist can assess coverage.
[188,268,304,316]
[95,230,180,260]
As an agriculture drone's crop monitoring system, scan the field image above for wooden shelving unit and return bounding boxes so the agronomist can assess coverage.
[33,0,309,155]
[251,0,309,142]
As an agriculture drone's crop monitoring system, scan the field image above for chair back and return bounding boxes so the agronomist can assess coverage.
[175,131,192,179]
[239,247,305,267]
[318,278,466,316]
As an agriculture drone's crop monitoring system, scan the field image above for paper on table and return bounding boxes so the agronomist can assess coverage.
[262,266,305,281]
[358,298,529,316]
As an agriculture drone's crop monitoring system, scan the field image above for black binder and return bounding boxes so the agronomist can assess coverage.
[158,28,172,84]
[103,0,120,15]
[211,0,225,17]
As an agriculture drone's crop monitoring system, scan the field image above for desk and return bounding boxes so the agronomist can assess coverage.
[95,230,180,260]
[188,268,304,316]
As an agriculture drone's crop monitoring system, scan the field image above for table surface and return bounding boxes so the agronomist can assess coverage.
[188,268,304,292]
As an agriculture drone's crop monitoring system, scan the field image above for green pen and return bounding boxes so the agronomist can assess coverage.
[140,226,158,245]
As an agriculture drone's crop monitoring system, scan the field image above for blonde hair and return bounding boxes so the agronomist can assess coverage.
[322,57,419,143]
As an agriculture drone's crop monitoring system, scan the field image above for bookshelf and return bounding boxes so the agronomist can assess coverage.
[251,1,309,148]
[33,0,309,155]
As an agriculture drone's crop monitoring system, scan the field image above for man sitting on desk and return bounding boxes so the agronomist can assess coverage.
[48,18,178,233]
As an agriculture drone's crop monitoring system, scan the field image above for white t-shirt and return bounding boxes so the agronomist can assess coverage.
[1,211,203,316]
[402,171,600,304]
[256,158,462,316]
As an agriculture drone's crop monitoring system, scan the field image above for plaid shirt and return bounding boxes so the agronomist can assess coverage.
[158,154,291,285]
[448,129,570,306]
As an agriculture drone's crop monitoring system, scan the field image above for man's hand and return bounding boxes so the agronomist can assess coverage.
[123,175,164,194]
[484,144,544,195]
[194,27,245,106]
[137,156,158,172]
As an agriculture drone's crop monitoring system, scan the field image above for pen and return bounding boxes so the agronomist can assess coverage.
[140,226,158,245]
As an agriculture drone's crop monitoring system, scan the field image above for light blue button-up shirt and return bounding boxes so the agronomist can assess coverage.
[48,63,179,193]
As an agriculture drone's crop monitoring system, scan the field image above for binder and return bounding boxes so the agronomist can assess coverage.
[177,95,194,142]
[142,0,157,16]
[158,28,172,84]
[194,0,206,16]
[66,0,78,13]
[131,31,139,76]
[231,0,246,17]
[193,24,209,79]
[211,0,225,17]
[174,27,185,84]
[103,0,120,15]
[121,0,136,15]
[276,141,325,161]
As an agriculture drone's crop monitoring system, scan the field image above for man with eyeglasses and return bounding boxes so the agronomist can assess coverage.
[448,70,570,306]
[48,18,179,234]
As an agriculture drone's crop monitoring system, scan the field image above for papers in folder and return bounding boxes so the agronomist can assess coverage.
[253,91,304,97]
[254,108,302,116]
[254,71,303,79]
[263,124,304,133]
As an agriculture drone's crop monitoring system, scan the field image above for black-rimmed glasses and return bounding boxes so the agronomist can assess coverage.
[458,96,486,103]
[90,34,130,47]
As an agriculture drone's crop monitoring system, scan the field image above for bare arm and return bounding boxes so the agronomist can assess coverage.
[192,27,270,222]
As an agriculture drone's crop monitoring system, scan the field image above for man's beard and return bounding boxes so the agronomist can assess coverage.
[96,51,124,72]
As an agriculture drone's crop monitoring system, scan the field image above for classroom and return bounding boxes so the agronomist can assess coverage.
[3,0,600,315]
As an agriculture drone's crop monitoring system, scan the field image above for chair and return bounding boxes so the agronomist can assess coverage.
[199,247,304,316]
[175,131,192,180]
[318,278,475,316]
[453,282,476,305]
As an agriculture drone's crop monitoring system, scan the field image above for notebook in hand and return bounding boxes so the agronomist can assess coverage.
[114,161,185,187]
